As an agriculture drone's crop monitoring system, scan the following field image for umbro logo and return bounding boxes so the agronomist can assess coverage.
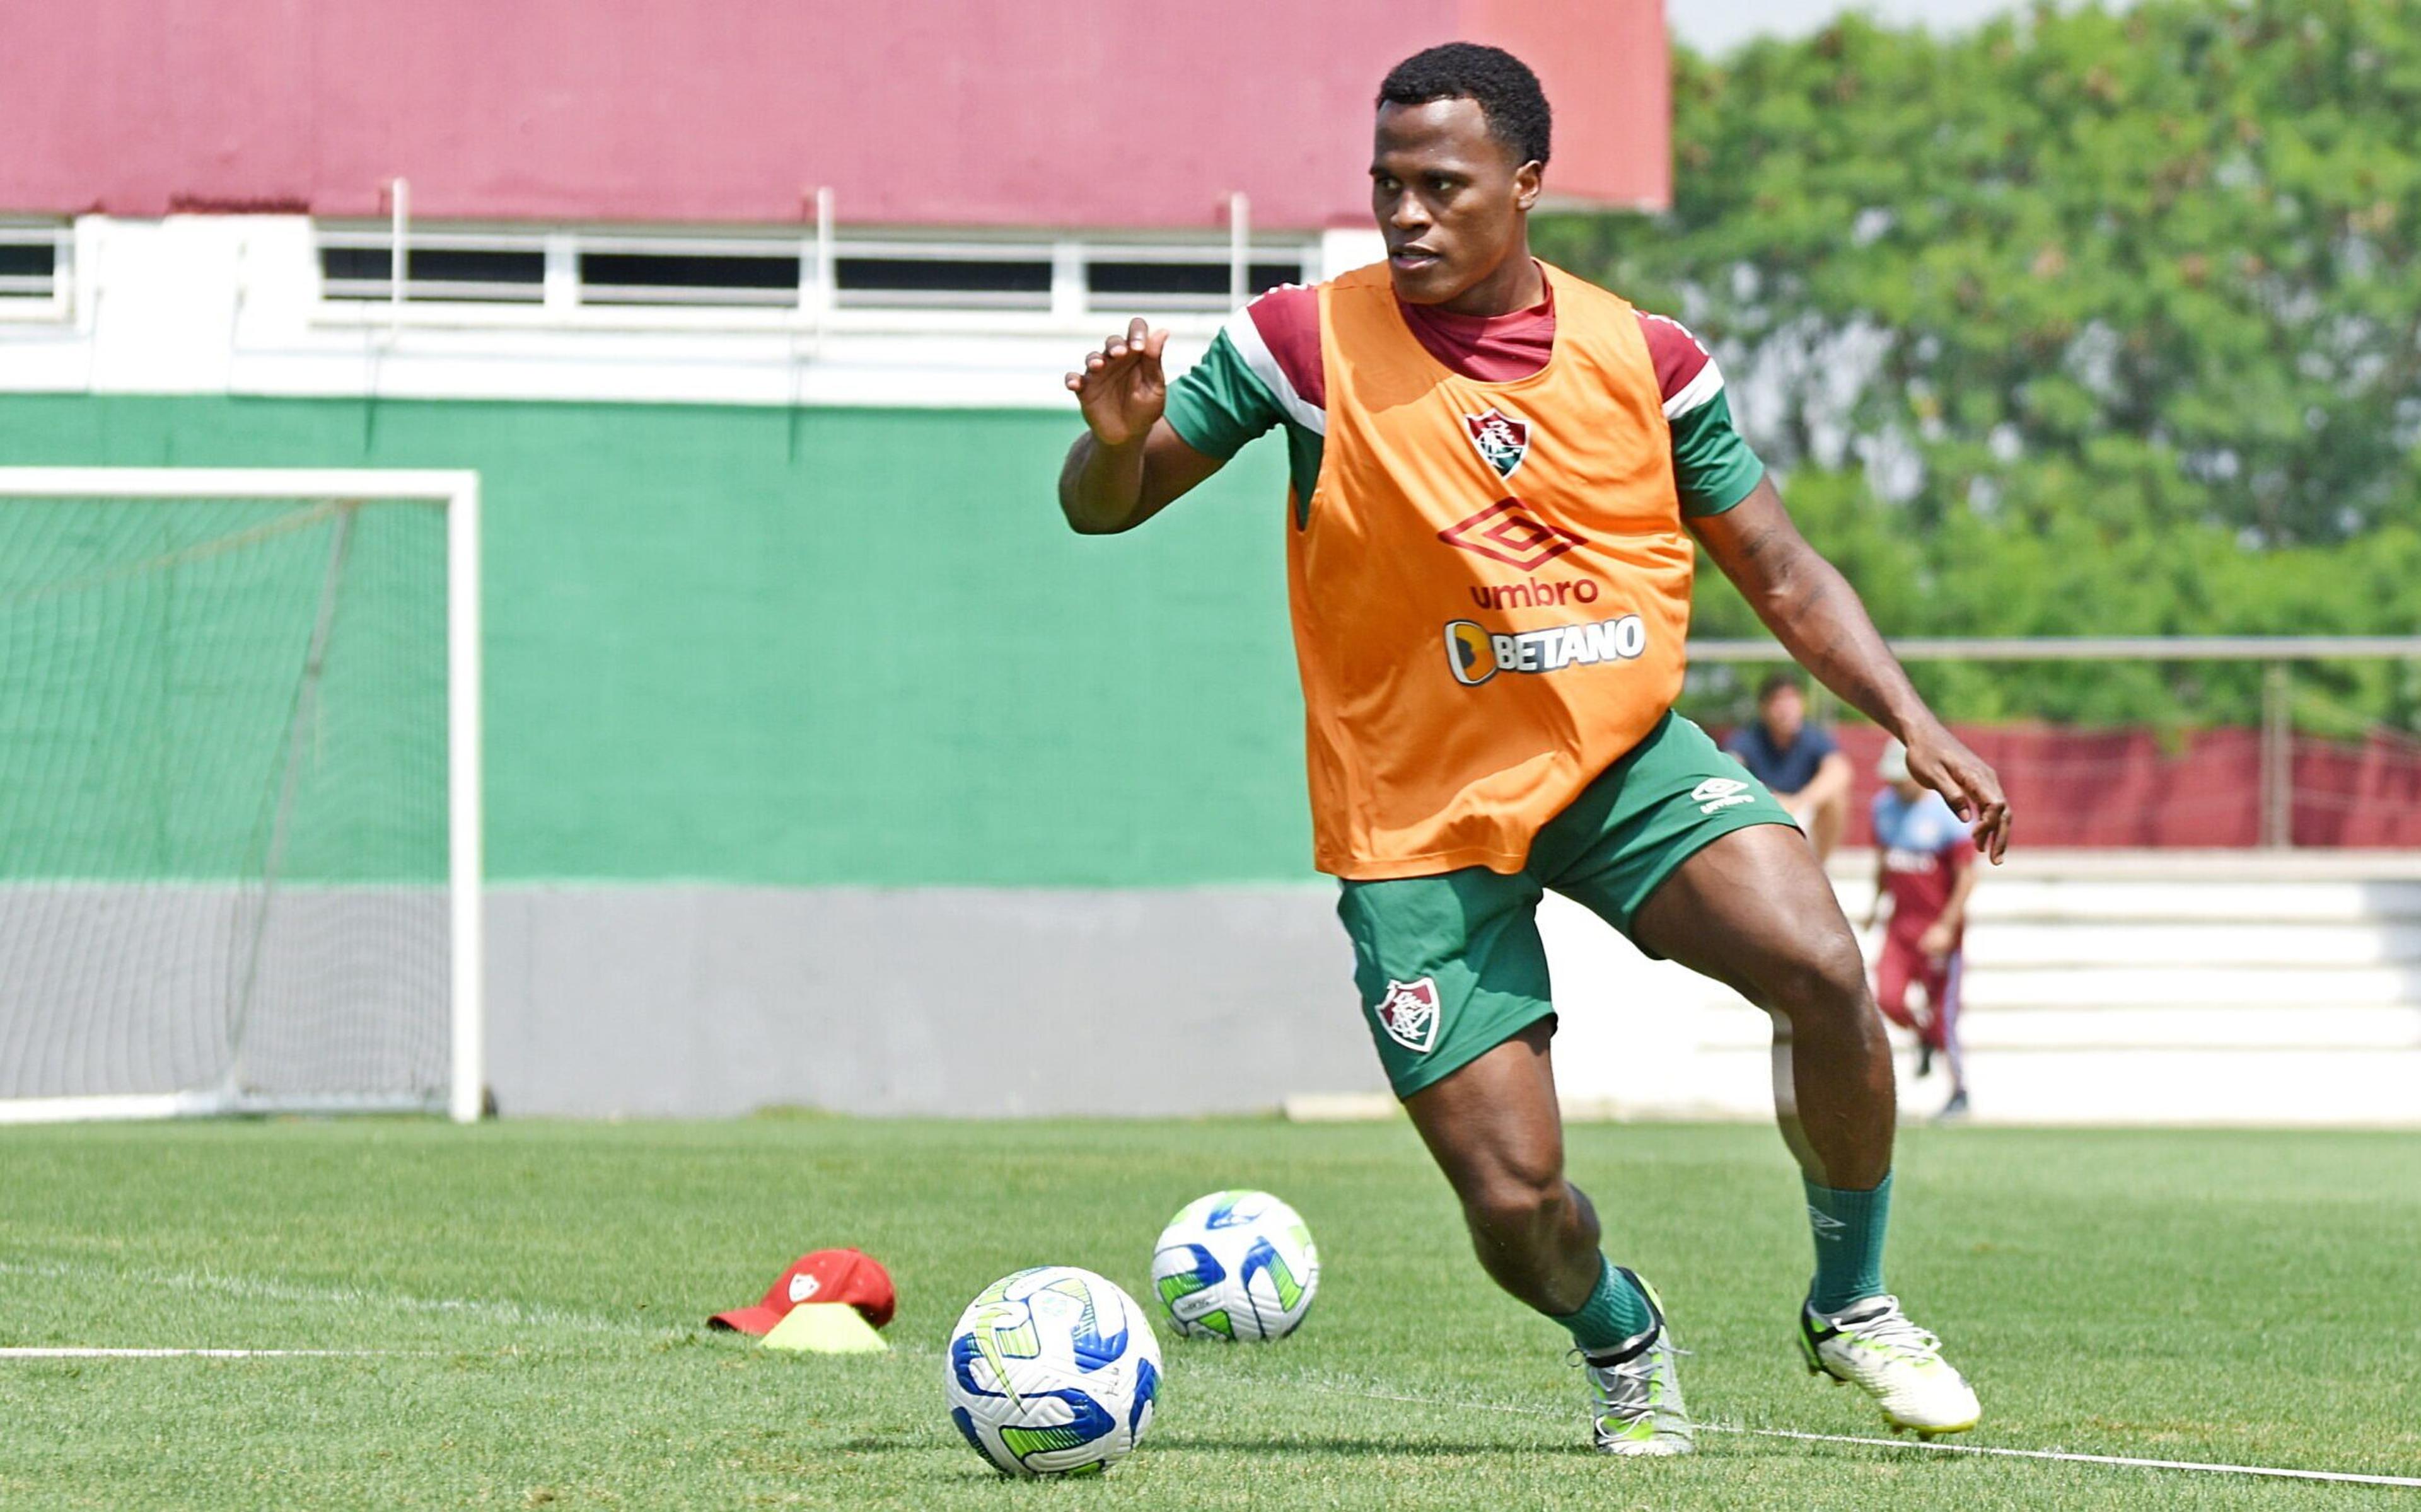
[1807,1205,1847,1242]
[1437,499,1584,572]
[1692,776,1756,816]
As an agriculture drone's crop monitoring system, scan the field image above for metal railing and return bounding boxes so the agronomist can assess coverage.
[1691,635,2421,847]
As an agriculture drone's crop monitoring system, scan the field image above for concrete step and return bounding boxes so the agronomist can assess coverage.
[1659,1046,2421,1126]
[1963,964,2421,1009]
[1832,849,2421,883]
[1949,921,2421,969]
[1833,878,2421,925]
[1698,1005,2421,1053]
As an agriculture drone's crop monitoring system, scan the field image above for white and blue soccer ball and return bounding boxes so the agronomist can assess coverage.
[943,1266,1161,1479]
[1151,1190,1320,1341]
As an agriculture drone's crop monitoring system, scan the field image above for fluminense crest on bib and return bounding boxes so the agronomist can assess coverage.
[1463,407,1531,480]
[1375,977,1441,1054]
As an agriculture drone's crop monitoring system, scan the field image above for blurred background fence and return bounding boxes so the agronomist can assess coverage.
[1687,636,2421,847]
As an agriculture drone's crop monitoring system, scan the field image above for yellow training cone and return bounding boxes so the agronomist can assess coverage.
[760,1303,889,1354]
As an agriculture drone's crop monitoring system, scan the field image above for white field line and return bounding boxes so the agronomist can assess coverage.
[1716,1424,2421,1489]
[3,1290,2412,1489]
[1306,1381,2421,1490]
[0,1257,654,1338]
[0,1347,410,1359]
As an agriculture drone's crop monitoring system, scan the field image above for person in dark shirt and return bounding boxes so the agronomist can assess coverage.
[1725,672,1853,862]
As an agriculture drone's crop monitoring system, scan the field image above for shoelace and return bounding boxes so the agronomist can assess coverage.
[1831,1296,1943,1363]
[1570,1344,1668,1426]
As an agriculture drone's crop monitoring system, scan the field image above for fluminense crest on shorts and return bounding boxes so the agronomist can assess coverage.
[1463,407,1531,480]
[1375,977,1441,1054]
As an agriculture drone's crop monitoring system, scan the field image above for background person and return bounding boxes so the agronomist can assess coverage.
[1725,672,1854,861]
[1866,739,1978,1120]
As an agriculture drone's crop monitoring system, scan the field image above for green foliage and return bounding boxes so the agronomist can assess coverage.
[1537,0,2421,729]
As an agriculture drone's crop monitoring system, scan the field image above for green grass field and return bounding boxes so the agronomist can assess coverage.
[1,1117,2415,1509]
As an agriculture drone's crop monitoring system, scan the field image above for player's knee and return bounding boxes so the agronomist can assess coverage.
[1762,929,1871,1023]
[1458,1164,1569,1247]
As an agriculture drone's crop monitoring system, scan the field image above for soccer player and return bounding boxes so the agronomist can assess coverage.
[1866,741,1978,1120]
[1727,671,1854,862]
[1057,43,2010,1455]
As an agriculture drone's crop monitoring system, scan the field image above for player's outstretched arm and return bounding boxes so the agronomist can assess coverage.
[1692,477,2012,861]
[1059,317,1224,534]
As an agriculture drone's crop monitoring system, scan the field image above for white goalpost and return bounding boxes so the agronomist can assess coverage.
[0,468,483,1124]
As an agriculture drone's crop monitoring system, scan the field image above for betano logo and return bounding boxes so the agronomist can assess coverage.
[1446,615,1649,687]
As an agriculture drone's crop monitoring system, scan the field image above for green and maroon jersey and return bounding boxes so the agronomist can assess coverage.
[1164,271,1765,517]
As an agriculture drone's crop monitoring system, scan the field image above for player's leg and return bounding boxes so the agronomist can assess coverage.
[1398,1028,1691,1455]
[1932,949,1970,1118]
[1630,824,1895,1190]
[1874,933,1932,1077]
[1399,1023,1597,1311]
[1799,783,1849,862]
[1541,713,1977,1436]
[1337,871,1690,1455]
[1627,826,1978,1435]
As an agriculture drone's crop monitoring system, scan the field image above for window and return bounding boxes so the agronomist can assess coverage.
[307,224,1317,324]
[1088,258,1304,309]
[0,223,67,315]
[579,244,799,307]
[320,236,545,303]
[834,252,1053,309]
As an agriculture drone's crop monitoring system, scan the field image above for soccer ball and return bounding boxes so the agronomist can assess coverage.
[1151,1189,1320,1341]
[944,1266,1161,1479]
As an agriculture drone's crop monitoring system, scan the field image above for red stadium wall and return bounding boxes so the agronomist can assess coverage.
[3,0,1666,228]
[1806,725,2421,849]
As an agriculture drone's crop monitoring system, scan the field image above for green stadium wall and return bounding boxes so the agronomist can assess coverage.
[0,394,1315,888]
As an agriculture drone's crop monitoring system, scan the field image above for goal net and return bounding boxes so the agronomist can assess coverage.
[0,468,481,1123]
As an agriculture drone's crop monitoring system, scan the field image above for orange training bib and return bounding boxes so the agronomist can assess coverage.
[1286,261,1693,878]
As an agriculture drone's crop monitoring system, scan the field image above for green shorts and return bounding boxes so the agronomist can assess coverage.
[1338,712,1797,1100]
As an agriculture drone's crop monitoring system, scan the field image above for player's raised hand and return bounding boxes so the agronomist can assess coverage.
[1905,725,2012,863]
[1065,318,1171,447]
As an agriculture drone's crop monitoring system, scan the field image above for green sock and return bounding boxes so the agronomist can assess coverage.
[1551,1255,1658,1357]
[1804,1173,1892,1315]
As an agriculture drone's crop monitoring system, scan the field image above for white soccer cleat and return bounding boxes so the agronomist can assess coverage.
[1581,1269,1695,1457]
[1797,1295,1980,1438]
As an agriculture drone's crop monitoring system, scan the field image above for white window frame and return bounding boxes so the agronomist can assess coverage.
[0,221,74,325]
[307,221,1315,335]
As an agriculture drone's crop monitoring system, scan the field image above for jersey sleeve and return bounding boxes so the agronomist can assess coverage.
[1163,326,1284,461]
[1637,311,1766,517]
[1164,286,1326,461]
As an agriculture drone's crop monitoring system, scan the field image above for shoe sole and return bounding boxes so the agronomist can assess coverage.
[1596,1440,1695,1457]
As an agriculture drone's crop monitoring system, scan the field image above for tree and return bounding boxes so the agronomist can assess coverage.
[1540,0,2421,729]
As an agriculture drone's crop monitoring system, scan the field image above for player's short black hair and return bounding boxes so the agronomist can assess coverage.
[1757,671,1806,703]
[1376,43,1552,168]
